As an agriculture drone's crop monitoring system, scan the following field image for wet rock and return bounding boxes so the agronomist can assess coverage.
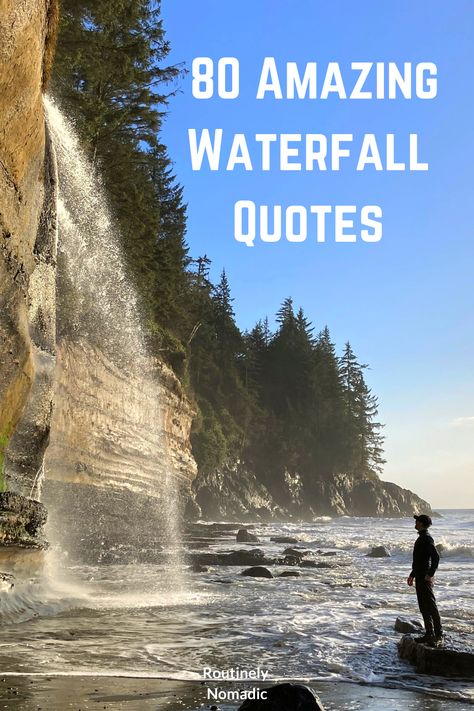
[191,548,273,568]
[398,634,474,678]
[300,559,318,568]
[366,545,391,558]
[270,536,299,544]
[237,528,260,543]
[239,682,326,710]
[241,566,273,579]
[279,570,301,577]
[0,493,47,548]
[322,551,338,556]
[282,554,299,566]
[189,564,208,573]
[282,547,308,557]
[184,497,202,522]
[395,617,423,633]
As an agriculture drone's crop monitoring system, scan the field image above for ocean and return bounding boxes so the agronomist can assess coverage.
[0,510,472,709]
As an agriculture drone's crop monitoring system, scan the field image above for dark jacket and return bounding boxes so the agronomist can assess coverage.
[410,528,440,578]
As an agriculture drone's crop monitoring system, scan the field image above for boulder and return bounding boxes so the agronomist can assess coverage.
[398,634,474,678]
[282,547,307,557]
[270,536,299,544]
[189,564,208,573]
[190,548,272,568]
[241,566,273,579]
[394,617,423,634]
[300,560,318,568]
[237,528,260,543]
[366,546,391,558]
[239,683,325,710]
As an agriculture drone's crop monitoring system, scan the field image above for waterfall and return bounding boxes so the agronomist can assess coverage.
[43,97,184,577]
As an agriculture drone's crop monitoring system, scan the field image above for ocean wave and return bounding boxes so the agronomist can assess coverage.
[0,578,88,625]
[438,542,474,558]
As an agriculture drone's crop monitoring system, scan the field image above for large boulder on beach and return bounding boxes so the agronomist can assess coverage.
[239,683,325,710]
[366,546,391,558]
[237,528,259,543]
[398,634,474,678]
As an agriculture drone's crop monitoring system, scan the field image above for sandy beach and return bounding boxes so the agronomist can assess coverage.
[0,676,473,711]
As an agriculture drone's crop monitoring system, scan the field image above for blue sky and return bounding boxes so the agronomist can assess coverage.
[161,1,474,508]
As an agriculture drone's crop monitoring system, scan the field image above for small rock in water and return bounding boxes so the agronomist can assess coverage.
[282,547,308,557]
[366,545,391,558]
[237,528,260,543]
[270,536,299,544]
[189,564,208,573]
[300,559,318,568]
[395,617,423,633]
[241,566,274,579]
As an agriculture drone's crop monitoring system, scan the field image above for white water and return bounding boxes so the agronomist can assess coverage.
[42,96,183,580]
[0,511,473,709]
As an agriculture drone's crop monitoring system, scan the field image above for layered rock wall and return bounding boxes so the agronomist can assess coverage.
[43,339,197,551]
[45,339,196,496]
[0,0,59,496]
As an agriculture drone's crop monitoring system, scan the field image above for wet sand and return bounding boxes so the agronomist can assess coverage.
[0,676,473,711]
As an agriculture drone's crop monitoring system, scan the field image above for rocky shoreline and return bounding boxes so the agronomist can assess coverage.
[398,634,474,679]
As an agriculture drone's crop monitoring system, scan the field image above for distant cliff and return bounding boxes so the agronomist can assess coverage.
[193,464,433,521]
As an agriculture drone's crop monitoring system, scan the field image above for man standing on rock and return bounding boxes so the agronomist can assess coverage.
[407,514,443,647]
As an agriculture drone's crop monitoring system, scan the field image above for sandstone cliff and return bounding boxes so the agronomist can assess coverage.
[42,339,197,554]
[0,0,59,497]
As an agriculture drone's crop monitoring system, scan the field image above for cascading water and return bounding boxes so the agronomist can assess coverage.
[42,96,184,584]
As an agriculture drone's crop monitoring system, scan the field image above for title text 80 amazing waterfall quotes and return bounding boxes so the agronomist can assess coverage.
[187,58,438,246]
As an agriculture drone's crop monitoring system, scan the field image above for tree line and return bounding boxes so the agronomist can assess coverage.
[51,0,385,506]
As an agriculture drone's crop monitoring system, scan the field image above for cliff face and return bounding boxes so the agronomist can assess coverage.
[193,463,433,521]
[42,339,197,552]
[0,0,58,496]
[0,0,434,549]
[46,339,197,495]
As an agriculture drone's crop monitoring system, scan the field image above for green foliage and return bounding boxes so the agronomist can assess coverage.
[52,0,189,331]
[52,1,386,509]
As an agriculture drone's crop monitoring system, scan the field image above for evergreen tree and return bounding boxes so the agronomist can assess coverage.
[52,0,189,342]
[339,342,385,477]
